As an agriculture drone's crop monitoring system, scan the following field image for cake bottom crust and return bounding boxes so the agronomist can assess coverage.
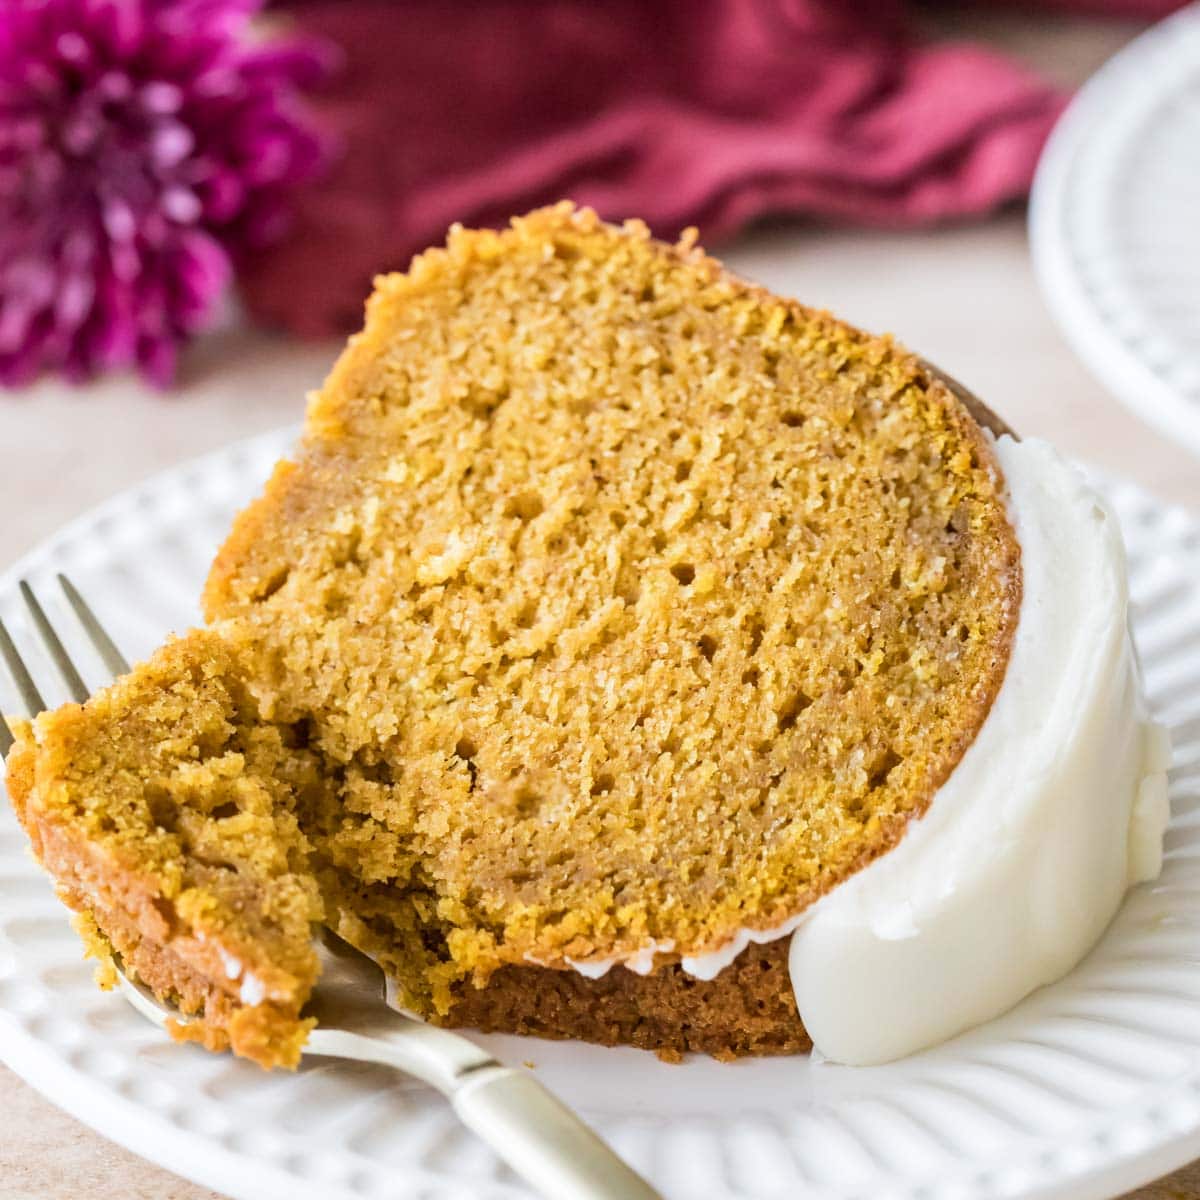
[440,940,810,1062]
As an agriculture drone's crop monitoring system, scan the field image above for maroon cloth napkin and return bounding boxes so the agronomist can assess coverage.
[243,0,1180,336]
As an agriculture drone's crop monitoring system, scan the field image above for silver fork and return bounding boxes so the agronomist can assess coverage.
[0,574,661,1200]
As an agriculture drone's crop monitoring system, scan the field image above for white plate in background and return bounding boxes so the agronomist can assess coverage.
[2,428,1200,1200]
[1031,3,1200,458]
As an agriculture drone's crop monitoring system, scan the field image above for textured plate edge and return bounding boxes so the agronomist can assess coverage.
[0,422,300,588]
[1028,4,1200,461]
[1024,1128,1200,1200]
[0,1008,365,1200]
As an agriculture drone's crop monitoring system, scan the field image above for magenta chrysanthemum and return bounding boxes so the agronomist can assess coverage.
[0,0,327,386]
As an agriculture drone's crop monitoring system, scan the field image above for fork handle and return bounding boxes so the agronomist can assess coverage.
[451,1065,661,1200]
[307,1027,660,1199]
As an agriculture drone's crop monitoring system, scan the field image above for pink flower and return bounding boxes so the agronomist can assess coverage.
[0,0,327,387]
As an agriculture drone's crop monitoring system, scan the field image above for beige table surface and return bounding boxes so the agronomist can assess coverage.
[3,13,1200,1200]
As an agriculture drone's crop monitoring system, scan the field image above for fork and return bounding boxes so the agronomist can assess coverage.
[0,574,662,1200]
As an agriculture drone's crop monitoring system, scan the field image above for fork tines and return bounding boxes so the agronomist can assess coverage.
[0,574,127,759]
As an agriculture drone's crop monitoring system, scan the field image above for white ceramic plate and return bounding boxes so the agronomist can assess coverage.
[2,428,1200,1200]
[1030,3,1200,458]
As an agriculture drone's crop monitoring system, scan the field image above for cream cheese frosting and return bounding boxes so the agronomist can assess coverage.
[786,436,1170,1064]
[553,435,1170,1065]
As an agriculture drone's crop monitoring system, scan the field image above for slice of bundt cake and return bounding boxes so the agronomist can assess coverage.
[200,203,1021,1053]
[5,204,1031,1064]
[6,632,323,1067]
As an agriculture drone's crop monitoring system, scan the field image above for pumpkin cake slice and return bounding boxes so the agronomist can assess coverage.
[200,203,1022,1056]
[8,204,1162,1069]
[5,631,323,1067]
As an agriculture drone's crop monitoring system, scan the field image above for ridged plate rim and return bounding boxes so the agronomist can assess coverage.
[1030,3,1200,458]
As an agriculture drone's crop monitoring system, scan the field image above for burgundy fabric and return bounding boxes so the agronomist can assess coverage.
[241,0,1176,336]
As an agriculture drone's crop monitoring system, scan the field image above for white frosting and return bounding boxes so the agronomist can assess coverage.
[215,945,243,981]
[239,972,267,1007]
[786,436,1169,1064]
[568,938,674,978]
[548,437,1170,1065]
[205,934,267,1007]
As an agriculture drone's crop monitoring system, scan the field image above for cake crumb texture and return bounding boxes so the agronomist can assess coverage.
[5,634,323,1067]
